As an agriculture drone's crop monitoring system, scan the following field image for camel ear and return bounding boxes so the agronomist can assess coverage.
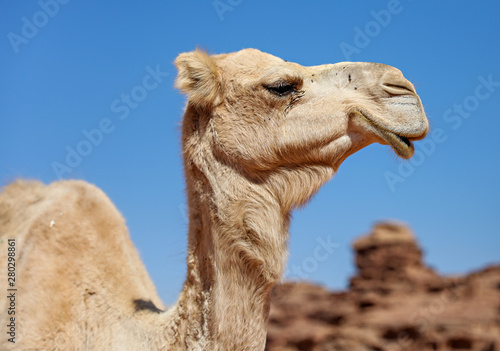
[175,49,223,107]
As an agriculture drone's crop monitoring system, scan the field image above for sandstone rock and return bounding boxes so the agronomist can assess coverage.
[266,221,500,351]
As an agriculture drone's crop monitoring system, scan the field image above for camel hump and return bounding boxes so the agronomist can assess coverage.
[0,180,164,349]
[0,179,125,242]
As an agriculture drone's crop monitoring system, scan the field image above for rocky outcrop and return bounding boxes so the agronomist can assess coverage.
[266,222,500,351]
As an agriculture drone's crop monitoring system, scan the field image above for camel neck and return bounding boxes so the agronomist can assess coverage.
[169,154,289,350]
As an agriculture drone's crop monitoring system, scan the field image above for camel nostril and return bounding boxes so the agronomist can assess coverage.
[382,83,416,95]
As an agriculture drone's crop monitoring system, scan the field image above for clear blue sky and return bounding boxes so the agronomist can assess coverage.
[1,1,499,304]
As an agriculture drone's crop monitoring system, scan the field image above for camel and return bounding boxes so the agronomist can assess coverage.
[0,48,428,350]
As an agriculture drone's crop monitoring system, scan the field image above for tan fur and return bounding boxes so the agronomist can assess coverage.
[0,49,428,350]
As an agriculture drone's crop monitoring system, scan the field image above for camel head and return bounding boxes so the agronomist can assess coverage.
[176,48,428,169]
[175,49,428,207]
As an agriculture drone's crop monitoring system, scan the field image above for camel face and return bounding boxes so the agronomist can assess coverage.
[176,49,428,173]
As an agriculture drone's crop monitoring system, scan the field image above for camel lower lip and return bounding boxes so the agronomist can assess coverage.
[378,128,414,159]
[355,111,415,159]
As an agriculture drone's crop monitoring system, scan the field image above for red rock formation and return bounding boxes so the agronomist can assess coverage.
[266,222,500,351]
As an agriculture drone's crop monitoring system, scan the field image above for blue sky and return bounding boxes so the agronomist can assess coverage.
[1,1,499,304]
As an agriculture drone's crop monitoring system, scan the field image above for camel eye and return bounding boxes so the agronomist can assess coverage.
[264,81,296,97]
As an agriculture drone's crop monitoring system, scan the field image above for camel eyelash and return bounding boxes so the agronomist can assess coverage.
[285,89,305,114]
[263,81,297,97]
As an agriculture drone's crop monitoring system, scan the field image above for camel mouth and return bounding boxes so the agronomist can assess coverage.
[376,127,414,159]
[353,111,415,159]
